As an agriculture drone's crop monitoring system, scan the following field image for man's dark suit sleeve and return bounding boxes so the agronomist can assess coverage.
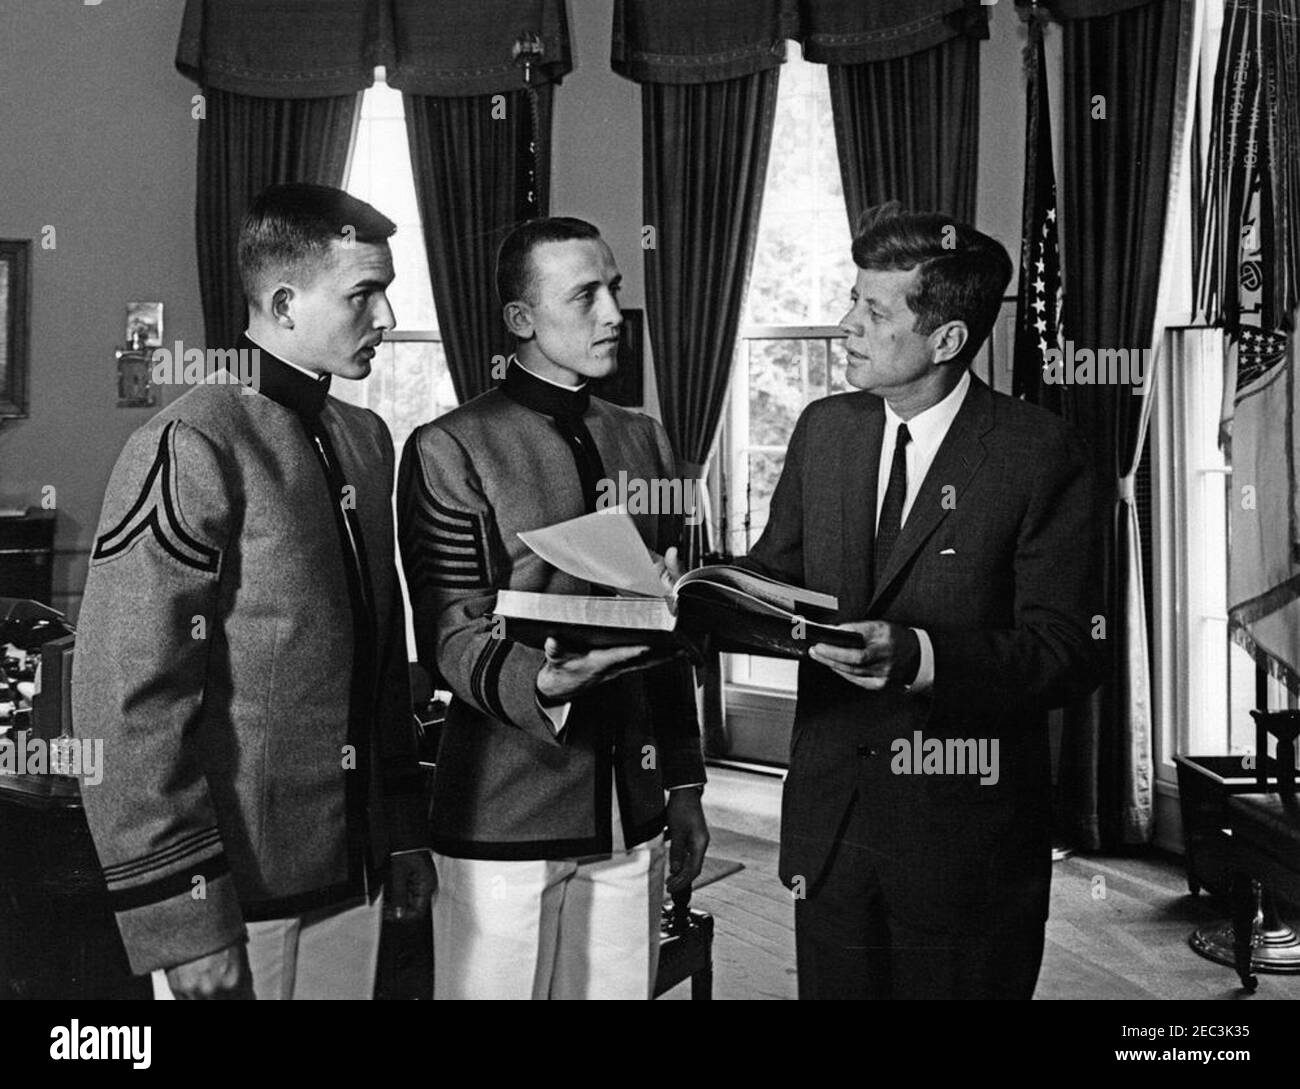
[928,426,1106,718]
[742,408,810,585]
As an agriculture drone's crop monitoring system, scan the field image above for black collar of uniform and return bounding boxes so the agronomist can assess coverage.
[501,358,589,420]
[239,333,332,419]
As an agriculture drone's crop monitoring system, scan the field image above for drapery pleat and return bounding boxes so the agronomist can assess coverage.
[403,88,554,404]
[195,89,360,348]
[642,70,780,473]
[826,32,980,229]
[1054,0,1187,849]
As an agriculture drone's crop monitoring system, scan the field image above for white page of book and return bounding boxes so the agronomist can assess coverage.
[517,506,667,598]
[495,590,675,629]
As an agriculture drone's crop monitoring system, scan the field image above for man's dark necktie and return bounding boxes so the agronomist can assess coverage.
[873,422,911,584]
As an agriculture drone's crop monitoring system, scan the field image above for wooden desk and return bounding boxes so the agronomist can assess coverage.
[0,781,149,999]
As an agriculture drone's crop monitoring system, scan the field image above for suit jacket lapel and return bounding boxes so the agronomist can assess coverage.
[868,376,995,613]
[839,395,884,620]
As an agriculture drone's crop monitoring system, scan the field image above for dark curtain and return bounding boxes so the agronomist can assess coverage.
[176,0,572,359]
[403,88,554,404]
[1053,0,1186,849]
[827,33,980,228]
[195,89,360,348]
[615,0,987,470]
[642,70,780,474]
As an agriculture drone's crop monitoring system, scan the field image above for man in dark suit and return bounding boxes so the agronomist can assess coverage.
[744,203,1105,1000]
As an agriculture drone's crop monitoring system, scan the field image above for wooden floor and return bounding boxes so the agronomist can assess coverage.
[660,768,1300,1001]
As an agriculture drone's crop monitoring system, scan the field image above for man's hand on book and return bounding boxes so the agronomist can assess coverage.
[536,635,683,703]
[651,545,683,600]
[808,621,920,690]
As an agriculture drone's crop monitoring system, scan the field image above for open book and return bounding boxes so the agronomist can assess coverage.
[493,507,864,659]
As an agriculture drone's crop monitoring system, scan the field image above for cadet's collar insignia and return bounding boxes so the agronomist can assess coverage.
[239,334,332,419]
[501,358,590,421]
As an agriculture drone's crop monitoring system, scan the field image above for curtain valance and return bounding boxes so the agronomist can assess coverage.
[611,0,988,84]
[176,0,572,98]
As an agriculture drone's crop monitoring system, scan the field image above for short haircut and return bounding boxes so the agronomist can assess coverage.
[496,216,602,307]
[850,201,1012,367]
[238,183,396,308]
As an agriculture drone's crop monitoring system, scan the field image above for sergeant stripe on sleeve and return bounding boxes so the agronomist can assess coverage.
[400,466,491,590]
[92,422,220,574]
[106,853,231,913]
[100,826,224,884]
[471,637,511,723]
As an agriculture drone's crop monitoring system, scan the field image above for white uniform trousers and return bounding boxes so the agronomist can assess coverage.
[151,892,384,1000]
[431,834,666,1000]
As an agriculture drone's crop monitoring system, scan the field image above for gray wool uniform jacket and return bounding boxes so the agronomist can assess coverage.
[397,370,706,860]
[74,346,426,975]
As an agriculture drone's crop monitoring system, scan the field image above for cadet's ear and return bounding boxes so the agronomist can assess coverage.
[503,300,534,340]
[270,285,295,329]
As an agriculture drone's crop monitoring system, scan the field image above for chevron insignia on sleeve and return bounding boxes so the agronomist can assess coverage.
[401,469,491,590]
[92,422,220,574]
[101,826,229,911]
[471,636,511,722]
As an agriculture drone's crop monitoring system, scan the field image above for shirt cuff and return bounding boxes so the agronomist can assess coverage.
[536,696,571,734]
[908,628,934,693]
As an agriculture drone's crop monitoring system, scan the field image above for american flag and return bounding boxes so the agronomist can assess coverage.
[1012,27,1062,407]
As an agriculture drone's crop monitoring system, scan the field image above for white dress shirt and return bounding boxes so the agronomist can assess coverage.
[875,368,971,691]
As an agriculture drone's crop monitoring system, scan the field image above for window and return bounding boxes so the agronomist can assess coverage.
[723,43,855,560]
[1154,329,1291,774]
[718,43,854,697]
[336,76,455,660]
[334,76,456,463]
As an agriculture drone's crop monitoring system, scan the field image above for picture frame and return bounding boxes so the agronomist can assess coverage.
[592,307,645,408]
[0,240,32,419]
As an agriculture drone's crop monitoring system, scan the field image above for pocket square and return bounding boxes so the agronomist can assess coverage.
[938,547,957,555]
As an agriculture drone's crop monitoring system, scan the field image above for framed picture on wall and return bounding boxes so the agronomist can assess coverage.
[0,240,32,419]
[592,307,645,408]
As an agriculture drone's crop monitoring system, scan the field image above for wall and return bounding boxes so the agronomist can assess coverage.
[549,0,658,417]
[0,0,203,620]
[0,0,1039,619]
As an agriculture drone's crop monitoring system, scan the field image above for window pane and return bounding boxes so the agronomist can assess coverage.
[828,339,851,394]
[748,339,806,446]
[741,449,786,547]
[745,43,856,326]
[331,340,455,460]
[346,82,439,332]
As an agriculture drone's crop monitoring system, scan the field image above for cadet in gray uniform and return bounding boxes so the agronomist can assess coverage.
[398,217,708,999]
[75,184,435,1000]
